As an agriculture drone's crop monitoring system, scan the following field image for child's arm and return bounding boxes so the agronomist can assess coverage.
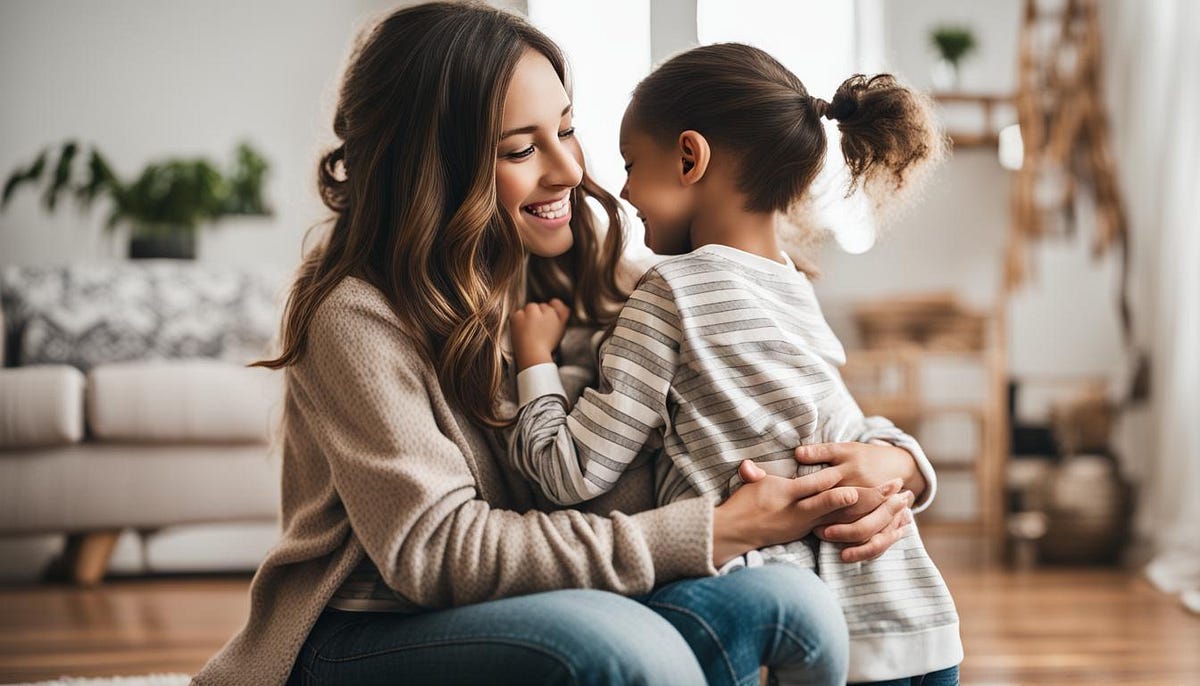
[809,397,937,513]
[509,274,681,506]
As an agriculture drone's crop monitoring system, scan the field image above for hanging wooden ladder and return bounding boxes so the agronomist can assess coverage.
[1008,0,1128,291]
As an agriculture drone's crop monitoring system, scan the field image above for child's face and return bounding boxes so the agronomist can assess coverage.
[495,50,584,259]
[618,111,694,255]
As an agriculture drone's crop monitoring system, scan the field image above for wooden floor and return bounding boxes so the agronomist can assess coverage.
[1,535,1198,684]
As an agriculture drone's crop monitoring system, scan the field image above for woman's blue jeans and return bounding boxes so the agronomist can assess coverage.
[288,563,849,685]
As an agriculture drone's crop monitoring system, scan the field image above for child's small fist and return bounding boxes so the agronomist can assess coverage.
[511,298,571,370]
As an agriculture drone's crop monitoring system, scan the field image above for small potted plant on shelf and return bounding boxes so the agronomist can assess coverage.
[2,141,272,259]
[930,25,977,91]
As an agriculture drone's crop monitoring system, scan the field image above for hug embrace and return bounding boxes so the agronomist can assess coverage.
[194,2,962,685]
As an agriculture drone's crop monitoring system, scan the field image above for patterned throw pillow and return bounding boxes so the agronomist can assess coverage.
[0,262,285,370]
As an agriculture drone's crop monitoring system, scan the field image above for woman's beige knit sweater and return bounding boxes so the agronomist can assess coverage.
[191,277,718,685]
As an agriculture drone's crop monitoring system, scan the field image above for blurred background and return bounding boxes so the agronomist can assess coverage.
[1,0,1197,683]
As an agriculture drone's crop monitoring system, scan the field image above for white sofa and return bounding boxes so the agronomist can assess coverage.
[0,262,286,584]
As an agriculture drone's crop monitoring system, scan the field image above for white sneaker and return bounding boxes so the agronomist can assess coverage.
[1182,589,1200,615]
[1145,552,1200,594]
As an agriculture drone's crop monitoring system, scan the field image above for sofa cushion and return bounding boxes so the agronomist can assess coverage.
[0,262,284,370]
[87,360,281,443]
[0,365,85,448]
[0,443,280,534]
[143,522,278,573]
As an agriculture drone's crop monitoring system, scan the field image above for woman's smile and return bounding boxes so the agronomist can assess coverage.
[522,195,572,229]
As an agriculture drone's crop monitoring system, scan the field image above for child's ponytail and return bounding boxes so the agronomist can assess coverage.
[817,74,946,198]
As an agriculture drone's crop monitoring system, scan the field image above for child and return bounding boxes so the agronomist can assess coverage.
[507,43,962,684]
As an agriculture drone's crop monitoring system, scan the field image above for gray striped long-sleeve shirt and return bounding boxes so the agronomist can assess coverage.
[508,243,961,681]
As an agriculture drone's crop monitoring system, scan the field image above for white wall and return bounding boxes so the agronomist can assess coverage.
[0,0,410,269]
[0,0,1133,388]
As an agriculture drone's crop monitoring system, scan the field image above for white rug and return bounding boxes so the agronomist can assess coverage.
[10,675,190,686]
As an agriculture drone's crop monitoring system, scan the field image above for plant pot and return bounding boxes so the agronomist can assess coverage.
[1035,454,1133,565]
[128,233,196,260]
[930,58,961,91]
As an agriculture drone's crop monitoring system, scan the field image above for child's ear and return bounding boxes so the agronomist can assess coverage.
[677,130,710,185]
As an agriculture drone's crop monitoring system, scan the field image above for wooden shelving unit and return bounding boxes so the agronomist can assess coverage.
[840,303,1009,549]
[932,92,1014,149]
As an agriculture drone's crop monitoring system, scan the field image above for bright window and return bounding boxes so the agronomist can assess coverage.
[697,0,858,100]
[526,0,652,258]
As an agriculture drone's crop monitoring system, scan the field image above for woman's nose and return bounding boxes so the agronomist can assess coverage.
[544,140,584,189]
[620,181,629,201]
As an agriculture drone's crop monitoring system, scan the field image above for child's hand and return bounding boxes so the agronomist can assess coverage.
[511,298,571,370]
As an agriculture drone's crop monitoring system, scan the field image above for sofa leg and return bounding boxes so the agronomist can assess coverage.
[61,530,121,585]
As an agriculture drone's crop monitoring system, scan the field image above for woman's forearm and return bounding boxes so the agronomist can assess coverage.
[712,501,757,567]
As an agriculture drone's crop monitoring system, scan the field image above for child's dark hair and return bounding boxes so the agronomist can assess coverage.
[626,43,944,214]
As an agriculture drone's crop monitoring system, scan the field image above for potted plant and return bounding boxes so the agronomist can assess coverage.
[2,141,272,259]
[929,25,977,91]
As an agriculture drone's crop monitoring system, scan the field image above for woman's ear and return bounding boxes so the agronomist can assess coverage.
[676,130,710,185]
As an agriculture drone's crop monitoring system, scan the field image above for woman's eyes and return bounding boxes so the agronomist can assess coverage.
[502,128,576,161]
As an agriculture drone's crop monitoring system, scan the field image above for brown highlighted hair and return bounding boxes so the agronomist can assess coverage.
[256,2,627,428]
[626,43,945,214]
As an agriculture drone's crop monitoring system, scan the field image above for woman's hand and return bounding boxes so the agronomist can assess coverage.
[510,299,570,370]
[711,461,901,567]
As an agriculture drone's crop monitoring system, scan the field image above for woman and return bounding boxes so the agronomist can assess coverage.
[192,4,930,685]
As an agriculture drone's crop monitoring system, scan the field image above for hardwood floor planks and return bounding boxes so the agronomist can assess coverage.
[1,537,1197,684]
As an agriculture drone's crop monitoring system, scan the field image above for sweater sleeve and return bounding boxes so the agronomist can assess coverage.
[287,289,714,609]
[507,272,681,506]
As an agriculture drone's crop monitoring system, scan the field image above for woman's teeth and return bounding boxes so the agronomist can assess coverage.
[523,198,570,219]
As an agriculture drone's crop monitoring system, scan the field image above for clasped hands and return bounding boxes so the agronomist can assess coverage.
[713,441,921,567]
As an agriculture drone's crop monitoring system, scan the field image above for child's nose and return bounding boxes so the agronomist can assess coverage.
[620,181,629,201]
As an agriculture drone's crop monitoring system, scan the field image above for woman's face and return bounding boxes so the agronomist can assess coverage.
[495,50,584,258]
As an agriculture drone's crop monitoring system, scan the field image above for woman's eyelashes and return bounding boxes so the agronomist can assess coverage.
[501,127,576,161]
[506,145,535,160]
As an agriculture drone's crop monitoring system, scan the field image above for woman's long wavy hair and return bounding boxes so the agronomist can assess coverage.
[256,2,628,428]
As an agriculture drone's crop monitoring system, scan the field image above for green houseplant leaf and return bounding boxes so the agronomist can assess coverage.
[43,141,79,212]
[2,141,273,239]
[2,150,47,208]
[931,26,977,67]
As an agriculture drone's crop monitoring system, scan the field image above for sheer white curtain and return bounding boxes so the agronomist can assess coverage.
[1106,0,1200,613]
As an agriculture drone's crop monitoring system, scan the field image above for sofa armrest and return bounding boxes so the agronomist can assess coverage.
[0,365,86,448]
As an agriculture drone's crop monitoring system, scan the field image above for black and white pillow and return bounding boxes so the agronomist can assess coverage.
[0,262,285,370]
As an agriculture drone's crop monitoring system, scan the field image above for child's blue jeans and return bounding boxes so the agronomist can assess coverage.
[288,563,848,685]
[855,665,961,685]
